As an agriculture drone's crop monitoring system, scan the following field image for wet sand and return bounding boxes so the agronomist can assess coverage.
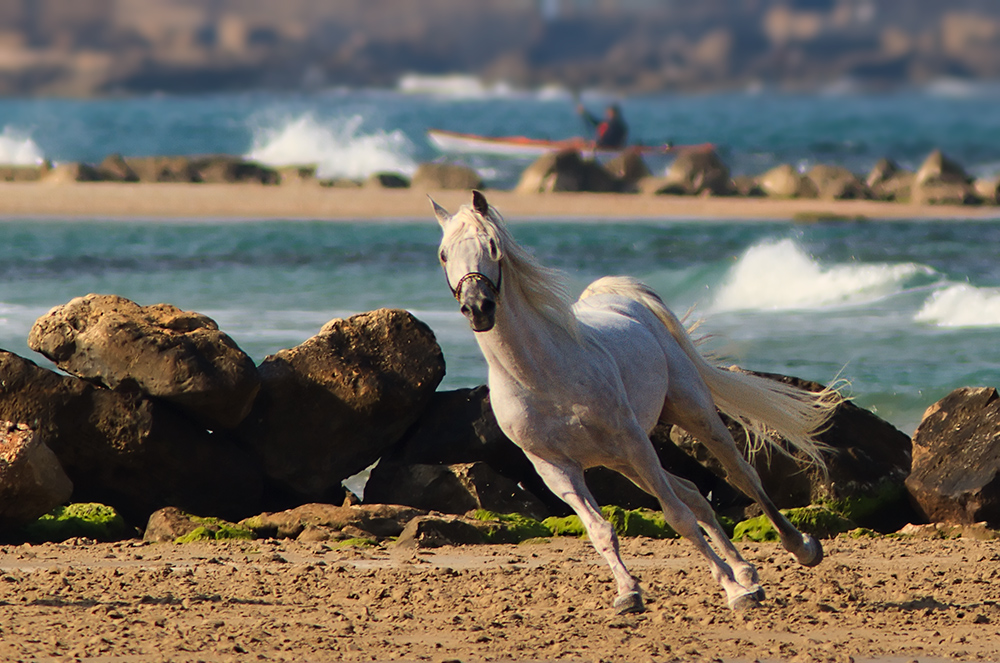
[1,182,998,221]
[0,536,997,662]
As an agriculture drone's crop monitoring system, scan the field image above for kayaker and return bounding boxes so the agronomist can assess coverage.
[577,102,628,149]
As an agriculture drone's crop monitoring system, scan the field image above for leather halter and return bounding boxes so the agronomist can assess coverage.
[448,263,503,302]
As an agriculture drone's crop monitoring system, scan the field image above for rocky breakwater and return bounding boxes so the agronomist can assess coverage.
[0,295,443,540]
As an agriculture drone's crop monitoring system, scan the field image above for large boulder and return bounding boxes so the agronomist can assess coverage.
[912,150,975,205]
[42,162,103,184]
[515,149,620,193]
[0,421,73,531]
[807,165,870,200]
[240,502,425,540]
[411,163,482,190]
[237,309,445,504]
[670,370,914,531]
[974,177,1000,205]
[906,387,1000,528]
[865,158,901,189]
[659,149,734,196]
[29,294,260,430]
[758,164,818,199]
[364,461,548,520]
[96,154,139,182]
[0,350,263,524]
[0,164,49,182]
[914,149,972,187]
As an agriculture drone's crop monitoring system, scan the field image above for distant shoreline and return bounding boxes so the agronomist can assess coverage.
[0,182,998,222]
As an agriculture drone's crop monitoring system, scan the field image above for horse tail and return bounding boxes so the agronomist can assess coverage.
[580,276,841,468]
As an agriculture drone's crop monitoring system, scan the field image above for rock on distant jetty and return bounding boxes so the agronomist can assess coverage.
[906,387,1000,528]
[237,308,445,504]
[912,149,976,205]
[807,165,869,200]
[29,294,260,430]
[515,149,620,193]
[657,149,734,196]
[411,163,482,190]
[0,421,73,530]
[758,164,818,199]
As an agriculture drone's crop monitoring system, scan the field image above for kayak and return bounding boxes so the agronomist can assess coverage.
[427,128,713,158]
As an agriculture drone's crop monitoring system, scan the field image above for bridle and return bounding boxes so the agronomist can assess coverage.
[448,263,503,302]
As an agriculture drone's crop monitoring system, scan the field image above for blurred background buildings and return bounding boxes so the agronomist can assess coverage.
[1,0,999,96]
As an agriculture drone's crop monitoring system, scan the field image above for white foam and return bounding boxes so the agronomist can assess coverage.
[0,126,45,165]
[246,114,417,180]
[397,73,514,99]
[915,283,1000,327]
[710,239,934,312]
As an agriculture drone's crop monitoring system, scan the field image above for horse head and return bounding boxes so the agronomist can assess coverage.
[431,190,503,333]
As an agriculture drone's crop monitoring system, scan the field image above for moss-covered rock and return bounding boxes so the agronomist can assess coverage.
[173,518,254,543]
[337,537,378,548]
[733,506,856,542]
[542,506,679,540]
[472,510,552,543]
[21,503,134,543]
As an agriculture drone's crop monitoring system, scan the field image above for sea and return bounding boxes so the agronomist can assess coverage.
[2,77,1000,437]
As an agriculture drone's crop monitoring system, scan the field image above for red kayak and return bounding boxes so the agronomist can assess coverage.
[427,128,713,158]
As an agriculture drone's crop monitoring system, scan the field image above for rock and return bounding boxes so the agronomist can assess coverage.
[869,171,915,202]
[411,163,482,190]
[237,309,445,503]
[732,175,765,197]
[394,514,487,548]
[912,181,976,206]
[974,177,1000,205]
[364,461,549,520]
[194,156,280,185]
[96,153,139,182]
[0,350,264,525]
[914,149,972,187]
[0,421,73,530]
[866,157,901,189]
[603,149,651,191]
[42,162,102,183]
[123,156,202,183]
[20,503,134,543]
[806,165,870,200]
[29,294,260,430]
[143,506,253,543]
[277,165,317,185]
[365,172,410,188]
[906,387,1000,528]
[0,163,49,182]
[240,502,424,539]
[661,149,734,196]
[671,370,914,531]
[758,164,818,199]
[515,149,620,193]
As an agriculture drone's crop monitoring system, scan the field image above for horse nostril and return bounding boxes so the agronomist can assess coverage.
[481,299,496,315]
[460,304,471,316]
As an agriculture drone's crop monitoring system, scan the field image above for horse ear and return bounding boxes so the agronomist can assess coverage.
[429,196,451,227]
[472,190,490,218]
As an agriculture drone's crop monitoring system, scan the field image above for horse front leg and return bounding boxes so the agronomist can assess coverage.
[523,452,644,614]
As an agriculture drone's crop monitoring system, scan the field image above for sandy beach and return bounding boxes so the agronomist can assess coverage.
[1,535,998,662]
[1,182,999,221]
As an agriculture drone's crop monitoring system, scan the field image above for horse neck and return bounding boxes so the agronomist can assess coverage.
[475,271,576,387]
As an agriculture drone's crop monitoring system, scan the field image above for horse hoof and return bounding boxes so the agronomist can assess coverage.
[794,534,824,567]
[613,591,645,615]
[728,593,762,612]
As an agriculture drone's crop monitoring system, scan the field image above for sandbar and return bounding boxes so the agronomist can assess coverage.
[1,181,998,221]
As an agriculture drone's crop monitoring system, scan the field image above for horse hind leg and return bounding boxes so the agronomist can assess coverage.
[523,452,644,614]
[663,396,823,568]
[614,446,762,611]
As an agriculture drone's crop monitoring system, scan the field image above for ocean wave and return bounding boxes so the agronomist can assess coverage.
[0,126,45,165]
[710,239,936,312]
[914,284,1000,327]
[246,113,418,180]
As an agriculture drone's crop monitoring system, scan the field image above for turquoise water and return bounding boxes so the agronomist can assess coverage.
[2,217,1000,437]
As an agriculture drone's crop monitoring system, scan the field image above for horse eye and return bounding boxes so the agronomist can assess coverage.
[488,239,498,259]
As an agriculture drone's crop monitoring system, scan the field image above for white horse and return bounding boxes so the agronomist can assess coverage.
[431,191,841,614]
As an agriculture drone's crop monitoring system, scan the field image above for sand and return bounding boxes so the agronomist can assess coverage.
[0,535,997,662]
[0,182,999,221]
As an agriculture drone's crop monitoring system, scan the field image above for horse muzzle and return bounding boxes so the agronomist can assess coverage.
[459,286,497,332]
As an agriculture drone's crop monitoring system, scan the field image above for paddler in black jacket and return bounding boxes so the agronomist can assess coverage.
[577,102,628,149]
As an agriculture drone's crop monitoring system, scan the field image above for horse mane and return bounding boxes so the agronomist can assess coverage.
[449,202,580,337]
